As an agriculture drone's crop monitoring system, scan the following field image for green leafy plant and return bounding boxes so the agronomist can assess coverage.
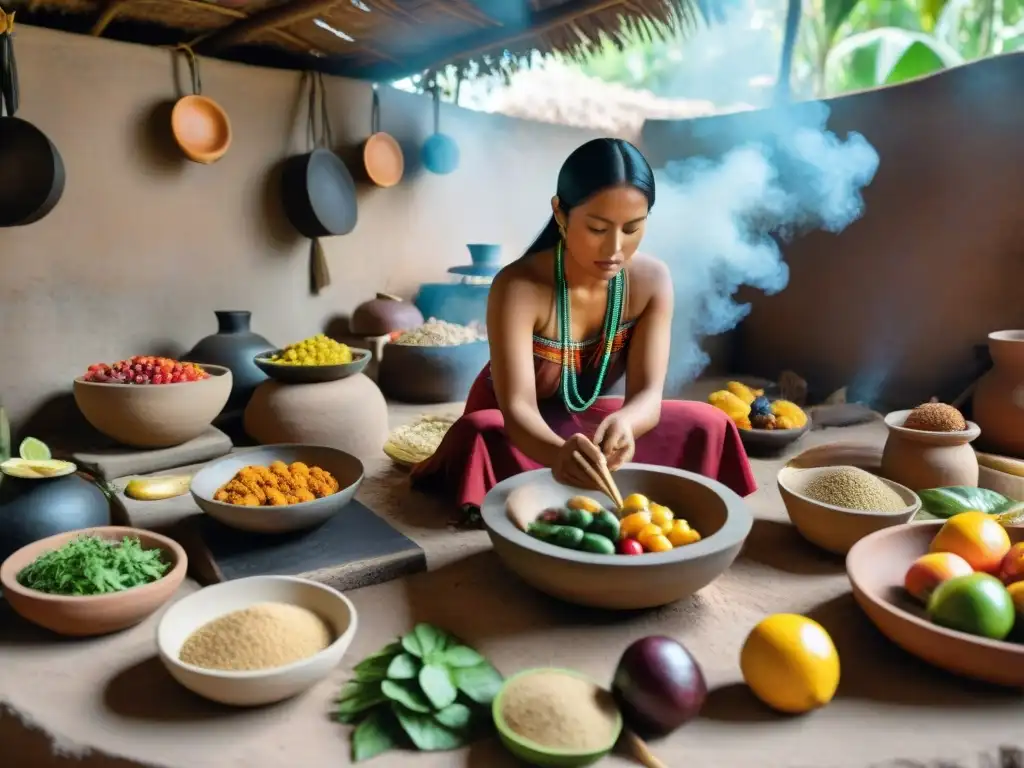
[916,486,1024,520]
[335,623,504,762]
[825,26,964,92]
[16,535,170,595]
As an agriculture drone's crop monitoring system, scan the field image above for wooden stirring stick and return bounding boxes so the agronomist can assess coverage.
[572,450,624,510]
[619,729,668,768]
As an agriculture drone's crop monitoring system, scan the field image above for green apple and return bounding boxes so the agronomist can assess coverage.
[927,572,1015,641]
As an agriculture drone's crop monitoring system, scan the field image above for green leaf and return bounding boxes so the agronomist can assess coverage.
[419,664,458,710]
[442,645,484,669]
[335,682,389,720]
[386,653,420,680]
[452,662,504,706]
[825,27,964,94]
[917,487,1022,519]
[401,631,423,658]
[351,707,400,762]
[381,679,432,713]
[392,704,466,751]
[354,643,402,681]
[824,0,860,42]
[434,702,473,733]
[411,623,449,660]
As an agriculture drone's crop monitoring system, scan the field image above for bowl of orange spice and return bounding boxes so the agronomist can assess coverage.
[189,445,364,533]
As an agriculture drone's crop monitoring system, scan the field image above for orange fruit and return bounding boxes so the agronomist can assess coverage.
[998,542,1024,586]
[929,511,1010,573]
[904,552,973,603]
[1009,581,1024,615]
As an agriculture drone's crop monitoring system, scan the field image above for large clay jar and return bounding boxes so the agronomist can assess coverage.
[186,310,275,412]
[243,374,389,463]
[350,293,424,337]
[378,340,490,403]
[973,330,1024,457]
[880,410,980,491]
[0,473,112,561]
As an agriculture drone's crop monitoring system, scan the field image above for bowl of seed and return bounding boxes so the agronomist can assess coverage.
[156,575,357,707]
[493,667,623,767]
[777,464,921,555]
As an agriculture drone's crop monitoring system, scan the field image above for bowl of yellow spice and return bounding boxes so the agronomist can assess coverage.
[190,444,364,533]
[254,334,370,384]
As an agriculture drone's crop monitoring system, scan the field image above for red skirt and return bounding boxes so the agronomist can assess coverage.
[411,367,758,509]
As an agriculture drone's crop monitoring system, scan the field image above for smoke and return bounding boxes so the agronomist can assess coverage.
[641,102,880,389]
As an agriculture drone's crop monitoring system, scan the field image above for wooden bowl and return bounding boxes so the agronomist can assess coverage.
[847,522,1024,687]
[777,465,920,555]
[253,348,371,384]
[189,444,364,534]
[157,575,358,706]
[73,365,232,448]
[481,464,753,610]
[0,526,187,636]
[171,94,232,164]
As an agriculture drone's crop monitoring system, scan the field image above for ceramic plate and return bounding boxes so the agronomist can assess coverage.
[846,521,1024,687]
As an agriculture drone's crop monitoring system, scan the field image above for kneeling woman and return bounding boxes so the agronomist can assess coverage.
[412,138,757,513]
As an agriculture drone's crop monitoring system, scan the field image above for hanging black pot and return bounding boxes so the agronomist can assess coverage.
[0,11,65,228]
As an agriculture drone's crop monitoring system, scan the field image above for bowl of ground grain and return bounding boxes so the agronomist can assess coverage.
[777,465,921,555]
[157,575,357,706]
[189,444,364,534]
[882,407,981,491]
[493,668,622,767]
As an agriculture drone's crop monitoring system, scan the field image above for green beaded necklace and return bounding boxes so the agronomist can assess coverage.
[555,239,625,413]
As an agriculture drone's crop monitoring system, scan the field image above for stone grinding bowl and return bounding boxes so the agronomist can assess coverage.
[252,348,371,384]
[73,364,232,448]
[777,465,921,556]
[156,575,358,706]
[0,526,187,637]
[492,667,623,767]
[377,339,490,403]
[847,521,1024,688]
[189,444,364,534]
[480,463,753,610]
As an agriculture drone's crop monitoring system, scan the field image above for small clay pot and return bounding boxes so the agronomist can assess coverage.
[350,293,424,337]
[973,330,1024,456]
[880,409,980,491]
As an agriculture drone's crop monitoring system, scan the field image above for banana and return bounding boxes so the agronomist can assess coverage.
[975,451,1024,478]
[124,474,193,501]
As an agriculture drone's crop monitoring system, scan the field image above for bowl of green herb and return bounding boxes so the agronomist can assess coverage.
[0,526,187,636]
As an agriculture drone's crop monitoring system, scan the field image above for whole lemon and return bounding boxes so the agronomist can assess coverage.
[740,613,840,714]
[929,511,1011,573]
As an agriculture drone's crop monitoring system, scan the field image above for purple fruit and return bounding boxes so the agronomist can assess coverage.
[611,636,707,736]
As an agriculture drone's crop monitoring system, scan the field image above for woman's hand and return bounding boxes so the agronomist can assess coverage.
[594,412,636,471]
[552,433,607,489]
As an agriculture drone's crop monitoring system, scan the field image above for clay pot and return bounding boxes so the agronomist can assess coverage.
[350,293,424,337]
[880,409,980,491]
[0,473,112,561]
[186,311,275,412]
[973,330,1024,457]
[377,341,490,403]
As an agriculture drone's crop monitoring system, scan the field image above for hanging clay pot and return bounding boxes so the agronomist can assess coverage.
[972,330,1024,457]
[880,409,980,491]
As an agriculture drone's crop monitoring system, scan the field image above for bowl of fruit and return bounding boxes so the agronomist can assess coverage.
[708,382,810,452]
[254,335,371,385]
[847,513,1024,687]
[74,357,232,448]
[480,464,753,610]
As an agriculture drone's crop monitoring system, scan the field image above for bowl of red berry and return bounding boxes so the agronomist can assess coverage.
[74,356,232,448]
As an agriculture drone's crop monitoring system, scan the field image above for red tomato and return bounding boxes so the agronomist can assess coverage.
[617,538,644,556]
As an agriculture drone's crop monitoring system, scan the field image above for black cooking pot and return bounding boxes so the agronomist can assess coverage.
[0,18,65,228]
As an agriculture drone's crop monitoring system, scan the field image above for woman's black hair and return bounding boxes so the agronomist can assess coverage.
[525,138,656,255]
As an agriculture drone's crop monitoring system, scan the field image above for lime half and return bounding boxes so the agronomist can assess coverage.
[19,437,51,461]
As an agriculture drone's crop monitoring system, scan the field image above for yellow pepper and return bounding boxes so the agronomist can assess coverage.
[668,520,702,547]
[726,381,757,405]
[636,523,664,549]
[649,503,674,532]
[708,390,751,422]
[620,511,652,539]
[770,400,807,428]
[645,534,673,553]
[735,416,752,430]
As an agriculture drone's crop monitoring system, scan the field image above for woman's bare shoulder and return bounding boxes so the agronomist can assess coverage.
[626,254,672,305]
[492,252,552,294]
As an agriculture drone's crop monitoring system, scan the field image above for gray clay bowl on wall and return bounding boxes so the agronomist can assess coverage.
[847,521,1024,687]
[481,464,753,610]
[189,444,364,534]
[253,348,371,384]
[73,364,232,448]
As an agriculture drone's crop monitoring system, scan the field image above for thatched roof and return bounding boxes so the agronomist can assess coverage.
[4,0,709,80]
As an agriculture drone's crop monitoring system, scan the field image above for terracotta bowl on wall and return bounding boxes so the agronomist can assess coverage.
[0,526,187,637]
[777,465,921,555]
[480,464,753,610]
[73,364,232,448]
[847,521,1024,687]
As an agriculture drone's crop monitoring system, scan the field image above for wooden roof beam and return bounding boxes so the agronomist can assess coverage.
[196,0,343,54]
